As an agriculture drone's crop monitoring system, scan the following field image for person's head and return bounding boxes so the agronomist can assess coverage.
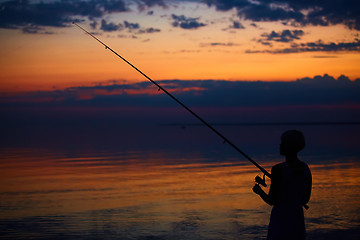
[280,130,305,156]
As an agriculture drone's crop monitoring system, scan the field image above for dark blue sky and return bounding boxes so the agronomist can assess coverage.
[1,74,359,126]
[1,74,359,159]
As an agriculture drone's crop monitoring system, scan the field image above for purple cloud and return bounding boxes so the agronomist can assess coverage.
[171,14,207,30]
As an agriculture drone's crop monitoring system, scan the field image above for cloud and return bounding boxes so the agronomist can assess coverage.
[312,56,338,59]
[200,42,240,47]
[0,0,128,30]
[100,19,123,32]
[2,0,359,34]
[171,14,207,30]
[247,39,360,53]
[240,2,304,23]
[260,29,304,43]
[205,0,304,23]
[296,74,353,85]
[2,76,359,133]
[256,29,304,47]
[2,75,359,109]
[90,20,98,30]
[205,0,360,30]
[0,0,167,32]
[124,21,140,30]
[98,19,160,34]
[137,0,167,11]
[140,0,166,7]
[204,0,250,11]
[137,27,161,34]
[21,24,54,34]
[231,21,245,29]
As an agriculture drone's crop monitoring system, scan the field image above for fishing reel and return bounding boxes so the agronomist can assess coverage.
[255,174,267,187]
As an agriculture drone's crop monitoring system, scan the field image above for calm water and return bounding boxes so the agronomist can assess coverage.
[1,125,359,239]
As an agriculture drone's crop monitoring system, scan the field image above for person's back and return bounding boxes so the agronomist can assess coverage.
[267,161,311,240]
[253,130,312,240]
[278,161,311,206]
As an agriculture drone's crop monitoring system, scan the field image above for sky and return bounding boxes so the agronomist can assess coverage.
[1,3,360,239]
[0,0,359,91]
[0,0,360,134]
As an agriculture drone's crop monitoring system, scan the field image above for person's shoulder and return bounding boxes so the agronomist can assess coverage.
[300,160,312,175]
[298,160,310,170]
[271,163,284,175]
[272,162,285,169]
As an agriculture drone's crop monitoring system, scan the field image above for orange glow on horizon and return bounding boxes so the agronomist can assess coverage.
[1,21,359,93]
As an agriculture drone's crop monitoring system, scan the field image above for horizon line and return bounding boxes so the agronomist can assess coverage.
[161,121,360,127]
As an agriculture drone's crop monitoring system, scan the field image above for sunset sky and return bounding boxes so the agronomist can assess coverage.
[1,3,360,239]
[0,0,359,92]
[1,0,360,135]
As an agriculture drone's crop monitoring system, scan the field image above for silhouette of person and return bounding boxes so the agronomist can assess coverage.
[252,130,312,240]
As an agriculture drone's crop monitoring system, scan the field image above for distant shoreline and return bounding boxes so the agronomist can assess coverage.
[161,121,360,127]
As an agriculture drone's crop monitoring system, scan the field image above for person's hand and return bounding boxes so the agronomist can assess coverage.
[252,183,262,195]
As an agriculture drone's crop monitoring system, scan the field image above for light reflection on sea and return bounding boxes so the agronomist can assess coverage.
[0,125,360,239]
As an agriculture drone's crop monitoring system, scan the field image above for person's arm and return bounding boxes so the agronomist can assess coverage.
[302,166,312,205]
[253,164,282,206]
[252,184,274,205]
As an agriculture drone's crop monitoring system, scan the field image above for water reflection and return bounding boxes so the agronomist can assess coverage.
[1,147,359,239]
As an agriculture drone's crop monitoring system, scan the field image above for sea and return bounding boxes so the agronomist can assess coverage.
[1,124,359,239]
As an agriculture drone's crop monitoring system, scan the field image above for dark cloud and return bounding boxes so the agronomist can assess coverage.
[2,75,359,109]
[137,0,167,11]
[239,2,304,23]
[231,21,245,29]
[247,39,360,54]
[260,29,304,43]
[21,24,54,34]
[171,14,206,30]
[100,19,123,32]
[205,0,360,30]
[124,21,140,30]
[204,0,250,11]
[98,19,160,34]
[0,0,166,32]
[0,0,128,30]
[90,20,98,30]
[142,0,166,7]
[200,42,240,47]
[138,27,161,34]
[205,0,304,23]
[296,74,353,85]
[2,76,359,133]
[256,29,304,47]
[2,0,359,33]
[0,0,166,33]
[312,55,338,59]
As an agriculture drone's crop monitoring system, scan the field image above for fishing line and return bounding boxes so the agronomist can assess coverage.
[73,22,309,209]
[72,22,268,176]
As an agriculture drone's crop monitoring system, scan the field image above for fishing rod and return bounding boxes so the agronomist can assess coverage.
[73,23,309,209]
[72,22,269,177]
